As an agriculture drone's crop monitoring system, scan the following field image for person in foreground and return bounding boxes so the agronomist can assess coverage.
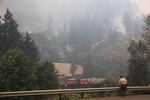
[119,75,128,96]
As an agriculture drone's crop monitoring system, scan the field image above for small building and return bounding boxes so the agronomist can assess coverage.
[53,63,84,78]
[53,63,72,77]
[53,63,84,87]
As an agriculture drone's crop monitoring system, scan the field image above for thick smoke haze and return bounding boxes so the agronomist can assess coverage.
[0,0,6,15]
[1,0,150,77]
[0,0,150,33]
[135,0,150,14]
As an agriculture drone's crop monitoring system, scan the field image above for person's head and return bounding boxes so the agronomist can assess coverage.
[120,75,123,78]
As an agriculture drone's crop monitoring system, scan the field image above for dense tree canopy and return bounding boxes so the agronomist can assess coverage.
[0,49,37,91]
[0,9,59,92]
[127,15,150,86]
[128,40,149,85]
[36,61,59,89]
[0,9,22,56]
[0,9,39,61]
[21,31,39,61]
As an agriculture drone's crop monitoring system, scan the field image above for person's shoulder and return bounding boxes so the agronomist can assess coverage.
[124,78,127,80]
[123,78,127,81]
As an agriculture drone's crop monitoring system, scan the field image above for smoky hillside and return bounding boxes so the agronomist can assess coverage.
[1,0,148,77]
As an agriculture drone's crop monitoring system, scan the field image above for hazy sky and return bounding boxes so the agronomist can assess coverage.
[0,0,150,32]
[134,0,150,14]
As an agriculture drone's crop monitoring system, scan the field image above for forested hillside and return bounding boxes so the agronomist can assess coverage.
[31,12,142,77]
[1,0,146,77]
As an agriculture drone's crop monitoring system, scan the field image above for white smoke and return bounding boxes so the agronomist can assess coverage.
[0,0,6,16]
[112,15,126,35]
[133,0,150,14]
[0,0,150,32]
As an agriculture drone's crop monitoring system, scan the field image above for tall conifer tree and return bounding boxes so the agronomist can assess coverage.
[128,15,150,86]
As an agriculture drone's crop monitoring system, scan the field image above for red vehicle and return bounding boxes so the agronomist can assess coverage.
[64,78,90,88]
[80,79,89,85]
[65,78,77,85]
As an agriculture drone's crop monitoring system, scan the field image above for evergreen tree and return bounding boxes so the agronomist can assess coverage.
[127,15,150,86]
[143,15,150,83]
[0,9,60,94]
[21,31,39,61]
[128,40,149,85]
[143,15,150,53]
[0,49,37,91]
[0,9,22,56]
[0,9,39,61]
[36,61,59,89]
[0,9,59,92]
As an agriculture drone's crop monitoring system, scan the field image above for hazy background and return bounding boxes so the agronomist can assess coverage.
[0,0,150,32]
[1,0,150,77]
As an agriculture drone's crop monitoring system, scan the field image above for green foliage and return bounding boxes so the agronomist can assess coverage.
[0,9,59,92]
[21,31,39,61]
[127,15,150,86]
[0,49,59,91]
[0,49,37,91]
[36,61,59,89]
[68,94,81,100]
[0,9,39,61]
[0,9,22,56]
